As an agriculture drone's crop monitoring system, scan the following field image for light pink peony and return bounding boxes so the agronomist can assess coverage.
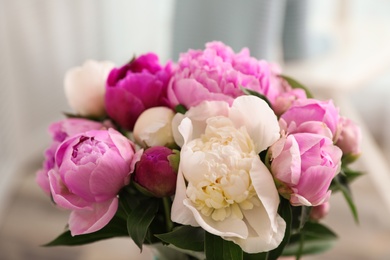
[167,41,276,109]
[272,88,307,116]
[270,133,342,206]
[105,53,173,130]
[280,99,340,140]
[36,118,107,195]
[336,117,362,157]
[48,129,140,235]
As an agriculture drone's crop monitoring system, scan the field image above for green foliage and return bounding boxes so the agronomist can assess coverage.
[205,232,243,260]
[280,75,314,98]
[126,198,160,250]
[282,222,337,257]
[155,226,205,252]
[175,104,188,114]
[240,87,272,108]
[43,215,127,247]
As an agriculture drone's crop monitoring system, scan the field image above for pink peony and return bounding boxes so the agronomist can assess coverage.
[336,117,362,157]
[134,146,178,197]
[36,118,107,195]
[105,53,173,130]
[48,129,140,235]
[167,41,276,109]
[270,133,342,206]
[280,99,340,140]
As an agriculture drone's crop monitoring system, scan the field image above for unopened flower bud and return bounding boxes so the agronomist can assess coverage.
[134,146,178,197]
[133,107,175,147]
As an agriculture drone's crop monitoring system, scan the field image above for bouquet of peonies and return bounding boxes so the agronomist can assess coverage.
[37,42,362,259]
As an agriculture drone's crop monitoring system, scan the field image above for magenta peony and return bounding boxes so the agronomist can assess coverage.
[134,146,178,197]
[105,53,173,130]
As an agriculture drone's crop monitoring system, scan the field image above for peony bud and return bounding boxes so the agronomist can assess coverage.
[134,146,178,197]
[64,60,115,117]
[133,107,175,147]
[310,202,330,221]
[336,117,361,160]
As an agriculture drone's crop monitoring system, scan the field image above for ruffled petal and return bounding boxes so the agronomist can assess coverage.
[224,205,285,253]
[230,96,280,153]
[250,158,282,233]
[69,198,118,236]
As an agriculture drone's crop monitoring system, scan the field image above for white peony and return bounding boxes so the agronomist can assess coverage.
[133,107,175,147]
[64,60,115,117]
[171,95,286,253]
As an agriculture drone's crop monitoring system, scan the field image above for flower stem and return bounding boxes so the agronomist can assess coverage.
[163,197,174,232]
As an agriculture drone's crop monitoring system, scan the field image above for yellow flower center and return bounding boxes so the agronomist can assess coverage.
[184,117,260,221]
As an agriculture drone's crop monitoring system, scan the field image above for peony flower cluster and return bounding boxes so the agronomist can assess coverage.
[37,42,362,257]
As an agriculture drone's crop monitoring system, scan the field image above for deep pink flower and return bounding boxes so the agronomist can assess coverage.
[134,146,178,197]
[36,118,106,195]
[48,129,140,235]
[280,99,340,139]
[167,41,275,109]
[270,133,342,206]
[105,53,173,130]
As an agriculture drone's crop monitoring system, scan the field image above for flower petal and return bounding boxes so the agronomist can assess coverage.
[69,198,118,235]
[250,158,282,232]
[171,165,199,227]
[183,199,248,239]
[230,96,280,153]
[224,205,286,253]
[89,151,130,201]
[49,169,91,210]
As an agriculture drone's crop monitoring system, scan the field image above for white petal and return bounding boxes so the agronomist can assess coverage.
[230,96,280,153]
[182,101,230,143]
[172,113,186,147]
[183,199,248,239]
[171,165,199,226]
[250,158,282,233]
[178,117,194,146]
[224,208,285,253]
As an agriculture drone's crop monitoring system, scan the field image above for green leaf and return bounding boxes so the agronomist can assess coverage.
[267,197,293,260]
[240,87,272,108]
[243,252,268,260]
[332,174,359,224]
[300,222,337,239]
[127,198,160,250]
[282,222,337,257]
[44,215,128,247]
[175,104,187,114]
[205,232,243,260]
[290,205,311,234]
[280,75,314,98]
[342,167,364,183]
[155,226,205,252]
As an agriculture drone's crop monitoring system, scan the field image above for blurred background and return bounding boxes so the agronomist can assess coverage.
[1,0,390,259]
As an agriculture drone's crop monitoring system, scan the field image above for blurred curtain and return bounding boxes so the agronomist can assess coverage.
[171,0,286,61]
[0,0,104,222]
[0,0,174,221]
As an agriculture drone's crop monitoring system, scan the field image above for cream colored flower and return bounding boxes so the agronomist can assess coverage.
[64,60,115,117]
[133,107,175,147]
[171,96,285,253]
